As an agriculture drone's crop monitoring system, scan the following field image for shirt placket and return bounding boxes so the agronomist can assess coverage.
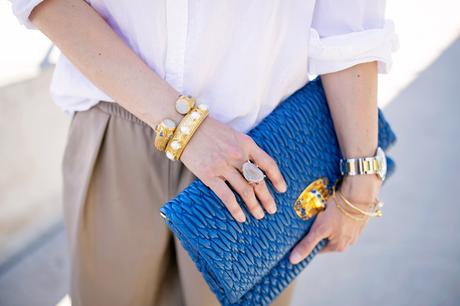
[164,0,189,93]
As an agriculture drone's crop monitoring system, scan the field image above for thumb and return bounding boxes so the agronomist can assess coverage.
[289,219,329,265]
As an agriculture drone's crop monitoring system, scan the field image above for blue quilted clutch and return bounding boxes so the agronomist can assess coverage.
[160,77,396,306]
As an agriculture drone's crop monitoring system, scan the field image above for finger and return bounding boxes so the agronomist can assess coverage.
[349,236,357,246]
[319,238,351,253]
[319,241,337,254]
[248,142,287,193]
[225,167,265,220]
[335,241,348,253]
[346,233,358,246]
[207,177,246,223]
[252,179,277,214]
[359,220,369,235]
[289,220,330,264]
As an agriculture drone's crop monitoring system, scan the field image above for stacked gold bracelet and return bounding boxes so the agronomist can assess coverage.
[164,104,209,160]
[154,95,196,151]
[332,189,367,222]
[153,95,196,148]
[154,119,177,151]
[331,184,384,222]
[336,188,383,217]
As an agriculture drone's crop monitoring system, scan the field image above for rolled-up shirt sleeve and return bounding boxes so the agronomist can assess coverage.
[9,0,45,29]
[308,0,399,75]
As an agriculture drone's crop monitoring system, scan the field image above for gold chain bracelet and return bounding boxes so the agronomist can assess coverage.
[332,188,368,222]
[336,188,383,218]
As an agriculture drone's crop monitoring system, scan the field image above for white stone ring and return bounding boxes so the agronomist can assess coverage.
[241,160,266,185]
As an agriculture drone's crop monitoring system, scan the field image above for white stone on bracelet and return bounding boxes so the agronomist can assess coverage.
[190,111,200,120]
[180,125,191,134]
[170,140,181,150]
[166,151,175,160]
[198,104,209,111]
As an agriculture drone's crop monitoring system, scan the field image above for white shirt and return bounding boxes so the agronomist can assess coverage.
[11,0,398,132]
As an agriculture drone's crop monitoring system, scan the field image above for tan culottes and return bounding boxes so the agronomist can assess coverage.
[61,101,297,306]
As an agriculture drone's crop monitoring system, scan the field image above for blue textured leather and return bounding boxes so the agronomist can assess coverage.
[160,77,397,306]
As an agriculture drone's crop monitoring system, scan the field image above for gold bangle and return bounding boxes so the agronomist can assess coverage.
[175,95,196,115]
[332,190,368,222]
[336,188,383,217]
[153,95,196,152]
[154,118,177,151]
[164,104,209,160]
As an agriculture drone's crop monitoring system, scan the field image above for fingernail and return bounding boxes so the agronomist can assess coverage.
[236,211,246,223]
[254,209,265,219]
[289,251,302,264]
[267,204,277,214]
[278,182,287,193]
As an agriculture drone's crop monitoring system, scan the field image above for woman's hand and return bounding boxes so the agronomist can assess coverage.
[289,175,381,264]
[287,62,381,263]
[180,116,287,223]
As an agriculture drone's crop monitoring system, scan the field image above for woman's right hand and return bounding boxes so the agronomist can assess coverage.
[180,116,287,223]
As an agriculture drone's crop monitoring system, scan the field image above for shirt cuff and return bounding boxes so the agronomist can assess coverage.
[10,0,45,29]
[308,20,399,75]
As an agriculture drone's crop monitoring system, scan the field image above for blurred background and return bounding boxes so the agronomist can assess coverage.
[1,1,459,305]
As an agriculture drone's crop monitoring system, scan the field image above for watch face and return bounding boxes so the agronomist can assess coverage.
[376,147,387,181]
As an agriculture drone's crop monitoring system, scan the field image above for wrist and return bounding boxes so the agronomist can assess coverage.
[339,175,381,206]
[145,88,183,130]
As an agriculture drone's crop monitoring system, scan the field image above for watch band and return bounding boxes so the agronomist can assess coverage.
[339,157,380,176]
[339,146,387,181]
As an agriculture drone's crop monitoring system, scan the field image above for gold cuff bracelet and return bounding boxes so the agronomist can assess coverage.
[165,104,209,161]
[175,95,196,115]
[154,118,177,151]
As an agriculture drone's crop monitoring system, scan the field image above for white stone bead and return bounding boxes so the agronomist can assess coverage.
[170,141,181,150]
[198,104,209,111]
[166,151,175,160]
[190,111,200,120]
[163,118,176,128]
[176,98,192,115]
[180,125,190,134]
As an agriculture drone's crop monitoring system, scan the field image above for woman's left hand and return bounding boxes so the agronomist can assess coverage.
[289,175,381,264]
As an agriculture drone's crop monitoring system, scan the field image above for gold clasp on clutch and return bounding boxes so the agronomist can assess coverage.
[293,177,330,220]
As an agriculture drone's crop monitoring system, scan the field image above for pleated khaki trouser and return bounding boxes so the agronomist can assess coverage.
[61,101,297,306]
